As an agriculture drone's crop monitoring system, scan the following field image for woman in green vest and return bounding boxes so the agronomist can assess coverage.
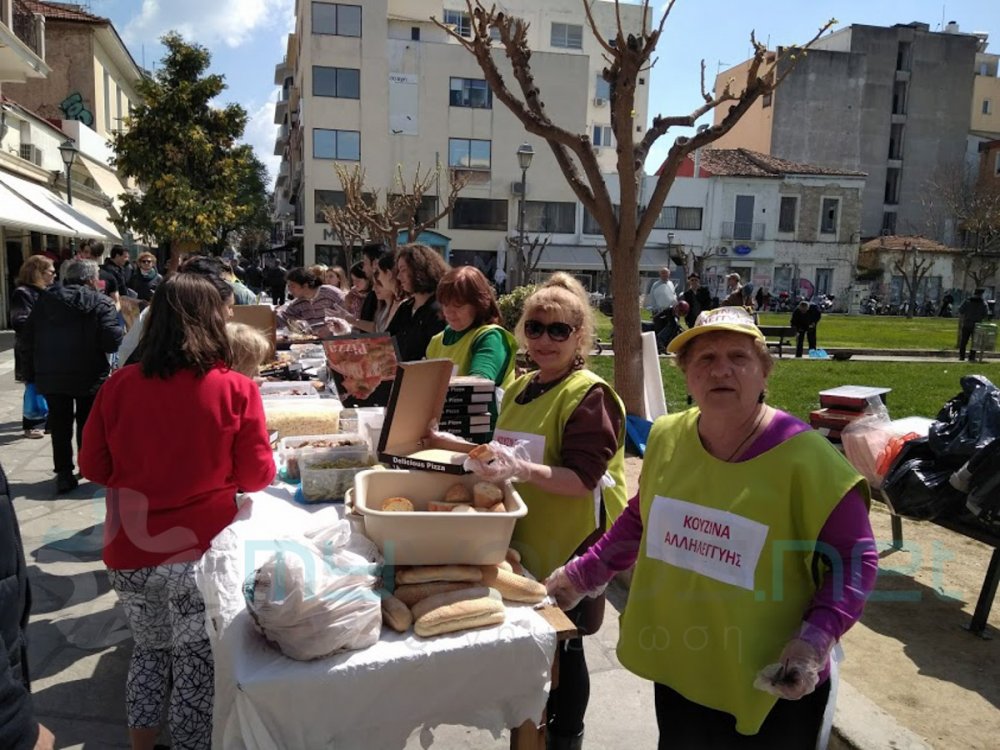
[425,266,518,439]
[464,272,627,750]
[545,306,879,750]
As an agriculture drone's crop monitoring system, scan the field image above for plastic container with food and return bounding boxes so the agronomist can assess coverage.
[264,398,341,437]
[352,469,526,565]
[259,381,320,399]
[299,446,374,502]
[278,433,366,481]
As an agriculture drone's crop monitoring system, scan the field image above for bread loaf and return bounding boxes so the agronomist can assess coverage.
[443,483,472,503]
[479,565,546,603]
[473,482,504,509]
[396,565,483,585]
[412,586,505,637]
[381,594,413,633]
[505,548,525,576]
[393,581,471,607]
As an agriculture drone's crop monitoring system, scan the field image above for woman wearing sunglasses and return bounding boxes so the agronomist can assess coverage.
[463,272,627,750]
[127,252,161,302]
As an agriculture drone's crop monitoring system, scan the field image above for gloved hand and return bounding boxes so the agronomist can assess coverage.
[462,440,533,482]
[753,622,834,700]
[545,565,586,611]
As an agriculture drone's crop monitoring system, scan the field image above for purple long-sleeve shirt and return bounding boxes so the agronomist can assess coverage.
[567,410,879,651]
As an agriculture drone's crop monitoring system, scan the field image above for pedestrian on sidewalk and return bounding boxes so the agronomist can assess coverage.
[0,461,56,750]
[79,274,275,750]
[791,300,821,357]
[646,267,679,351]
[21,259,122,494]
[11,255,56,439]
[958,288,989,361]
[546,307,878,750]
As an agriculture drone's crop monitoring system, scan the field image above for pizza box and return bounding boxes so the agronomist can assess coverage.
[352,469,526,565]
[818,385,891,411]
[377,359,473,474]
[231,305,277,358]
[809,408,862,430]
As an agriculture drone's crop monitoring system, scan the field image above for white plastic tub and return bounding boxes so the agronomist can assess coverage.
[278,433,366,481]
[352,470,526,565]
[300,447,374,501]
[259,381,319,399]
[264,398,342,437]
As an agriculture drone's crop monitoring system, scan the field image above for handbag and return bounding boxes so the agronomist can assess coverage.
[23,383,48,421]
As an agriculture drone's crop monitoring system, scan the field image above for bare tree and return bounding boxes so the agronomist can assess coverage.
[892,241,932,319]
[322,164,370,270]
[506,233,551,287]
[435,0,832,415]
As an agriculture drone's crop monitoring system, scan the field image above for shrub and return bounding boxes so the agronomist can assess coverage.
[497,284,538,332]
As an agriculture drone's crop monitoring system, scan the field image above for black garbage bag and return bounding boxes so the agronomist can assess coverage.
[882,438,966,520]
[928,375,1000,465]
[966,438,1000,535]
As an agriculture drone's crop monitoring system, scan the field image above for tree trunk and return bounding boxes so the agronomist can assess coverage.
[609,245,646,417]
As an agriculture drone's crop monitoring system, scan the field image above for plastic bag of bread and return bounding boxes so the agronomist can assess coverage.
[244,534,382,660]
[841,401,894,489]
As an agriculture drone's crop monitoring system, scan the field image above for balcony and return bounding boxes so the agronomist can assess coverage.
[0,0,49,82]
[276,161,290,186]
[273,97,288,124]
[273,123,289,156]
[721,221,765,241]
[274,57,289,85]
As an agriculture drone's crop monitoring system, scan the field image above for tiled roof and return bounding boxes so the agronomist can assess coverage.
[689,148,867,178]
[22,1,107,23]
[860,235,958,254]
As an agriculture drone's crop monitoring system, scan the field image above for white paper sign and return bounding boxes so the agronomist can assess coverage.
[645,495,769,590]
[492,429,546,465]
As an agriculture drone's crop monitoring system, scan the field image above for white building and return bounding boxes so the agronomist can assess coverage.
[273,0,651,275]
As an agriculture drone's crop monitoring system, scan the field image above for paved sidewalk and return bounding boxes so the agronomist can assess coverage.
[0,344,928,750]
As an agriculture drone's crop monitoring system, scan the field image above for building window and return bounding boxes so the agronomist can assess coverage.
[592,125,614,147]
[449,77,491,108]
[103,70,112,132]
[778,196,797,233]
[448,138,491,170]
[450,198,507,230]
[820,198,839,235]
[583,205,618,234]
[314,190,346,223]
[881,211,897,235]
[313,66,360,98]
[995,152,1000,176]
[654,206,703,230]
[762,92,773,108]
[595,75,610,101]
[896,41,912,72]
[550,22,583,49]
[892,81,907,115]
[524,201,576,233]
[411,26,420,41]
[443,9,471,38]
[315,245,347,267]
[888,123,904,159]
[884,168,901,205]
[984,98,993,116]
[312,2,361,36]
[313,129,361,160]
[390,194,438,228]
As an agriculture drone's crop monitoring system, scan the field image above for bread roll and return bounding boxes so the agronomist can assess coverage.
[427,500,459,512]
[488,501,506,513]
[479,565,546,604]
[412,586,506,637]
[381,594,413,633]
[396,565,483,585]
[393,581,472,608]
[382,497,414,512]
[468,444,494,461]
[443,483,472,503]
[450,504,475,513]
[473,481,504,509]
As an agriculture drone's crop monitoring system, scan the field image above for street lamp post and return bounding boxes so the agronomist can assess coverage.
[58,138,79,252]
[515,142,534,288]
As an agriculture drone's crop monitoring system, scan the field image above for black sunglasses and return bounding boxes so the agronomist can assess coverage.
[524,319,576,342]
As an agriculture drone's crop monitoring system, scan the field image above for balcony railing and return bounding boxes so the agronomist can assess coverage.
[11,0,42,58]
[721,221,765,241]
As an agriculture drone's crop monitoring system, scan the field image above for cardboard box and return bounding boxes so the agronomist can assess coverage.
[818,385,891,411]
[378,359,473,474]
[352,469,527,565]
[231,305,277,358]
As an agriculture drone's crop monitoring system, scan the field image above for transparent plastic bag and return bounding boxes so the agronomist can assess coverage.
[841,398,894,488]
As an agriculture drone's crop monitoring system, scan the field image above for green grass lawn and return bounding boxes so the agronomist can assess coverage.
[589,357,996,422]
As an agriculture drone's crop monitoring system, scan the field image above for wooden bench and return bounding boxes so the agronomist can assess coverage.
[759,325,797,359]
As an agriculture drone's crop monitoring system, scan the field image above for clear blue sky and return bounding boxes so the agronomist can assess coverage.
[89,0,999,184]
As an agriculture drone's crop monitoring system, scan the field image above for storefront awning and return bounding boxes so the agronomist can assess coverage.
[533,244,671,272]
[0,178,74,235]
[66,197,123,242]
[0,170,114,240]
[81,159,128,213]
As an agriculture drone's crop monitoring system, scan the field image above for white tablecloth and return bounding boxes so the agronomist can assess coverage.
[196,487,559,750]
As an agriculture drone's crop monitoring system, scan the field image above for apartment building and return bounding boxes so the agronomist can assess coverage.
[712,21,982,244]
[273,0,650,275]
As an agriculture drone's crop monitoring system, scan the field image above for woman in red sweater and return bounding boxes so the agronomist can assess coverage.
[81,273,275,750]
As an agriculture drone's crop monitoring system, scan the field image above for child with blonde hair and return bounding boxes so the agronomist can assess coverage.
[226,322,271,377]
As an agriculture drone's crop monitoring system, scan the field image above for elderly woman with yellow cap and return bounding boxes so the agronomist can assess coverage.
[545,307,878,750]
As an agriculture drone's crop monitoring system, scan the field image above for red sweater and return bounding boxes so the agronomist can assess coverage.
[80,364,276,569]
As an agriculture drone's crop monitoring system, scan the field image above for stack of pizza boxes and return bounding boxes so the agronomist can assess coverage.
[437,375,496,444]
[810,385,891,442]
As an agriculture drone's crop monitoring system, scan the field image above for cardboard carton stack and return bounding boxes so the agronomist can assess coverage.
[810,385,891,442]
[439,376,495,443]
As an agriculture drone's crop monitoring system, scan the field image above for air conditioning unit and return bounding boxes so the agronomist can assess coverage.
[510,181,524,196]
[291,225,305,238]
[20,144,42,166]
[593,97,606,107]
[717,246,729,255]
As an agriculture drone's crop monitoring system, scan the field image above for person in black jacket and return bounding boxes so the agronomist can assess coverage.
[681,273,713,328]
[0,461,55,750]
[958,288,990,361]
[11,256,56,439]
[127,251,161,302]
[22,259,123,494]
[791,300,822,357]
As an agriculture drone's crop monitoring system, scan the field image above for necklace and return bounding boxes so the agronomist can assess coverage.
[722,406,767,462]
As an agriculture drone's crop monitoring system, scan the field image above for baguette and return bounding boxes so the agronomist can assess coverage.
[412,586,505,637]
[393,581,473,607]
[396,565,483,585]
[505,548,525,576]
[479,565,546,604]
[381,594,413,633]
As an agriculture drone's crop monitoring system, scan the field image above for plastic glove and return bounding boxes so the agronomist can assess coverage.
[753,622,834,700]
[545,565,586,611]
[462,440,533,482]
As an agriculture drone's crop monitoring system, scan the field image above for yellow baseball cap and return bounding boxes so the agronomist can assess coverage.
[666,306,765,354]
